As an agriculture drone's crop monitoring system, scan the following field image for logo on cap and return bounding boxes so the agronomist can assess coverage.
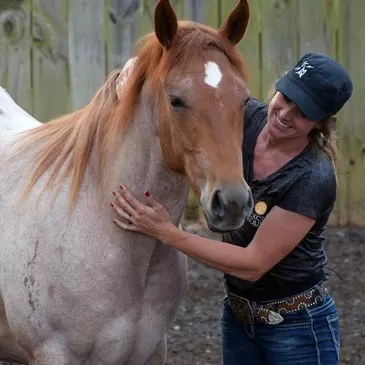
[294,60,314,78]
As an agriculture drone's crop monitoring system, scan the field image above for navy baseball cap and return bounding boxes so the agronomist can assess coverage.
[275,52,353,122]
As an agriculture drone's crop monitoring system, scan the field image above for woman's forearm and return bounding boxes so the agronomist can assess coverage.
[177,229,238,274]
[187,253,256,281]
[158,223,260,281]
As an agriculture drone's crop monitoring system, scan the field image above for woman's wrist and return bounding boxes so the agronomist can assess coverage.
[156,221,182,245]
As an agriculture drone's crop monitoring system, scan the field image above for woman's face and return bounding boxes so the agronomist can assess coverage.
[267,91,318,140]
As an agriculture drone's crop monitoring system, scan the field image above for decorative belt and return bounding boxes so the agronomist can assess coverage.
[225,281,328,325]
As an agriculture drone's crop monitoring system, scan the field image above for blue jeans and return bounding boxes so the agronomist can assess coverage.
[221,290,339,365]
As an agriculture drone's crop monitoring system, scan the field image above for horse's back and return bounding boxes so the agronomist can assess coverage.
[0,86,41,137]
[0,85,42,194]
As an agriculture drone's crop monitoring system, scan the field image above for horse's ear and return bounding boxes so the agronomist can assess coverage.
[154,0,178,49]
[219,0,249,45]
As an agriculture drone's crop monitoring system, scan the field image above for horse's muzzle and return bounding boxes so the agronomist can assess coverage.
[204,183,253,232]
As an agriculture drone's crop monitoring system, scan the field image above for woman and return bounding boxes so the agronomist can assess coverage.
[111,52,353,365]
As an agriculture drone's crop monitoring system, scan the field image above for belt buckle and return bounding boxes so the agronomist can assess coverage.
[256,307,284,325]
[228,292,255,324]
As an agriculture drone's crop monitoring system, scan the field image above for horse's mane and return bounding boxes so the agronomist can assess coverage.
[18,21,248,209]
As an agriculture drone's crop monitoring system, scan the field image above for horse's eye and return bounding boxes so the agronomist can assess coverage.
[169,95,186,109]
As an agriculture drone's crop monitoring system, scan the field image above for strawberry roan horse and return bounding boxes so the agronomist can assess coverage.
[0,0,252,364]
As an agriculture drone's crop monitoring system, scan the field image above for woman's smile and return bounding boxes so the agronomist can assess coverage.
[275,114,292,129]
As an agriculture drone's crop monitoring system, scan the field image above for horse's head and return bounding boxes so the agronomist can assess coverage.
[146,0,253,232]
[14,0,252,228]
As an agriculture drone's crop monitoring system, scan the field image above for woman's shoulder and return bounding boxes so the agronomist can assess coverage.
[305,147,336,183]
[296,148,337,204]
[275,150,337,220]
[245,97,268,120]
[244,97,268,136]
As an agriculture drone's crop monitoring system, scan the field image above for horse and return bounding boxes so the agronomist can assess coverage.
[0,87,41,135]
[0,0,252,364]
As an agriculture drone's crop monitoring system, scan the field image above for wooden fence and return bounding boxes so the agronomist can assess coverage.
[1,0,364,226]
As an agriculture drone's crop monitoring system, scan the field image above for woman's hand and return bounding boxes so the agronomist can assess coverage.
[111,185,172,239]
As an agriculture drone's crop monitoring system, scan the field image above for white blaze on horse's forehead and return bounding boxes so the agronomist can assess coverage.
[204,62,222,88]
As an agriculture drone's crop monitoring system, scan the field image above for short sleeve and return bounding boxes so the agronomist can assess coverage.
[243,98,267,143]
[277,161,337,220]
[244,97,267,123]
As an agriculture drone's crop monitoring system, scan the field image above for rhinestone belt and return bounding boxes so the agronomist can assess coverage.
[225,282,328,325]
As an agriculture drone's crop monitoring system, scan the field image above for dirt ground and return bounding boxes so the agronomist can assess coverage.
[2,227,364,365]
[166,225,365,365]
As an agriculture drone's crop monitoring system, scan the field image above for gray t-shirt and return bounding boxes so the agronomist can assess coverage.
[223,98,337,301]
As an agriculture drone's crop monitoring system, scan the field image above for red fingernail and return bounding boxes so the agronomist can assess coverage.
[112,191,116,196]
[120,185,124,190]
[110,203,114,208]
[144,191,150,197]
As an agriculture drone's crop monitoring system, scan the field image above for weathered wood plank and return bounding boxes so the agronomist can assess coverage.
[135,0,156,39]
[0,0,24,13]
[297,0,339,226]
[106,0,140,72]
[297,0,337,55]
[221,0,261,99]
[338,0,365,226]
[0,0,32,114]
[184,0,220,25]
[184,0,209,22]
[31,0,69,122]
[69,0,106,110]
[260,0,299,97]
[136,0,187,40]
[0,10,8,87]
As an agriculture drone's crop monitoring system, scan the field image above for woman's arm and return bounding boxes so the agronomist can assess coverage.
[160,225,261,279]
[112,187,315,282]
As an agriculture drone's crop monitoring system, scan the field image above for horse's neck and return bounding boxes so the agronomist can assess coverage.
[110,103,189,223]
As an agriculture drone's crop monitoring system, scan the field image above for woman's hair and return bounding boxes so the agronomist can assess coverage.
[308,116,338,167]
[266,84,339,168]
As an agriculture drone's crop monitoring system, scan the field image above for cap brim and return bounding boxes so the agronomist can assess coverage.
[276,77,328,122]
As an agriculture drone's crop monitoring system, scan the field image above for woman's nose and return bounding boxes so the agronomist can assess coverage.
[280,102,296,120]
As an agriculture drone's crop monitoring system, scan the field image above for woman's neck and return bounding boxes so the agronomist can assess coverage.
[259,125,310,156]
[252,125,310,181]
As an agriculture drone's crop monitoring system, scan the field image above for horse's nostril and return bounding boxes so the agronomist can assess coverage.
[211,190,225,220]
[211,187,247,223]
